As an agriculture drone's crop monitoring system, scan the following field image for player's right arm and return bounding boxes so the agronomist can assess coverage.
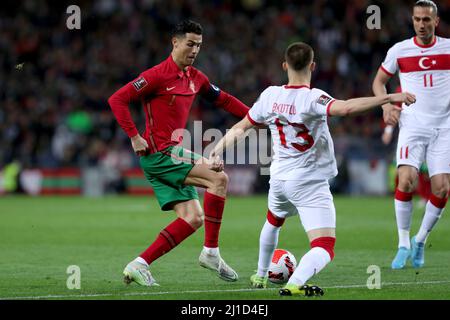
[210,116,256,158]
[108,69,159,155]
[372,68,400,125]
[372,44,400,125]
[208,88,270,171]
[208,116,256,171]
[329,93,415,117]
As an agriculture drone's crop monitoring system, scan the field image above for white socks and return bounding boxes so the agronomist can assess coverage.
[257,221,281,277]
[415,200,444,243]
[395,199,413,249]
[134,257,149,267]
[288,247,331,286]
[203,246,219,256]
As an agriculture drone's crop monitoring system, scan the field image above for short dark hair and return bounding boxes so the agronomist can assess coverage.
[285,42,314,71]
[414,0,438,16]
[172,20,203,37]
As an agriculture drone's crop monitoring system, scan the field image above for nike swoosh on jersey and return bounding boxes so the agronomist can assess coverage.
[166,86,176,91]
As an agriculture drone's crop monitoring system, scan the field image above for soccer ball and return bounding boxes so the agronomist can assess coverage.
[268,249,297,284]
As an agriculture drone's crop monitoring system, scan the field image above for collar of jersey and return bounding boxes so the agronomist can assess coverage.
[167,55,191,78]
[284,85,310,89]
[413,35,437,48]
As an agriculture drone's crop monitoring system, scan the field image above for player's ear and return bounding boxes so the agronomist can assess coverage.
[172,36,178,49]
[282,61,288,71]
[310,61,316,72]
[435,16,440,27]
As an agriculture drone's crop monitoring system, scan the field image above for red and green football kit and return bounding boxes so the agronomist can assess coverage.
[108,55,249,210]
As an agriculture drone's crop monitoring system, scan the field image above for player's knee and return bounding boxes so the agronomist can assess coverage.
[186,211,204,229]
[311,237,336,261]
[397,176,417,193]
[216,171,229,187]
[179,210,203,229]
[210,171,228,191]
[431,185,450,200]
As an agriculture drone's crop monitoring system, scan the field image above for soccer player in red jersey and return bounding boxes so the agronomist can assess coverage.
[108,20,249,286]
[373,0,450,269]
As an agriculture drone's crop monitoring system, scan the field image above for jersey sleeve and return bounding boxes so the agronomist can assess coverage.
[380,44,399,77]
[306,88,336,116]
[198,71,250,118]
[129,68,160,98]
[247,88,270,125]
[107,68,159,138]
[198,72,221,100]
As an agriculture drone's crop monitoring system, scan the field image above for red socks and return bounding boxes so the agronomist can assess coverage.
[266,210,285,227]
[140,191,229,264]
[395,189,413,202]
[140,218,195,265]
[203,191,226,248]
[429,193,448,209]
[311,237,336,261]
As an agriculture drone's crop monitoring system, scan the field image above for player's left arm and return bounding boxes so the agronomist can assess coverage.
[208,116,255,171]
[329,93,415,116]
[199,75,250,118]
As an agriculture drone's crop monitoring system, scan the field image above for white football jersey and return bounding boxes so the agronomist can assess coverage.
[247,85,338,181]
[381,36,450,128]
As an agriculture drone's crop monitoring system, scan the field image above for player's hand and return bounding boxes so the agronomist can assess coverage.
[382,104,400,126]
[388,92,416,107]
[208,153,224,172]
[381,131,393,145]
[130,134,149,156]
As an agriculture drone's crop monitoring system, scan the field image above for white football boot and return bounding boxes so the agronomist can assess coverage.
[123,260,159,286]
[199,249,238,282]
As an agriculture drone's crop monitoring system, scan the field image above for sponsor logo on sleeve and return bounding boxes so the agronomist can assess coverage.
[132,77,148,91]
[317,94,332,106]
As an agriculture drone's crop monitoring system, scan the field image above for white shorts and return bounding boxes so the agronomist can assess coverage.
[397,127,450,177]
[268,179,336,232]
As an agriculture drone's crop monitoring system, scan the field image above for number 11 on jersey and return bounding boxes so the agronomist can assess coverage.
[423,74,433,87]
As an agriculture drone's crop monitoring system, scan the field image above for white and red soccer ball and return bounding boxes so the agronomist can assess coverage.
[268,249,297,284]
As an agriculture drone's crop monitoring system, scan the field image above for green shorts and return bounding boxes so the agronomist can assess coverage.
[140,145,202,211]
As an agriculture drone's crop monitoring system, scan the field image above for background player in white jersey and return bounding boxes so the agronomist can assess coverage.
[372,0,450,270]
[208,42,415,296]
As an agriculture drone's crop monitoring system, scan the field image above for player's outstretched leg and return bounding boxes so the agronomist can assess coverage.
[279,236,335,297]
[250,210,285,288]
[124,217,196,286]
[392,188,414,269]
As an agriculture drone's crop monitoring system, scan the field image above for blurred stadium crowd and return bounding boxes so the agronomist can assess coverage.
[1,0,449,193]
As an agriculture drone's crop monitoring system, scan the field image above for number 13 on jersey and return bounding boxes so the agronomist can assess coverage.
[275,118,314,152]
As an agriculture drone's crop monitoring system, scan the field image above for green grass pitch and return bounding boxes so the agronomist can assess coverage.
[0,195,449,300]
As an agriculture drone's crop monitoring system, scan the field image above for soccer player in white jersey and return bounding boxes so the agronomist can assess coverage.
[208,42,415,296]
[372,0,450,270]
